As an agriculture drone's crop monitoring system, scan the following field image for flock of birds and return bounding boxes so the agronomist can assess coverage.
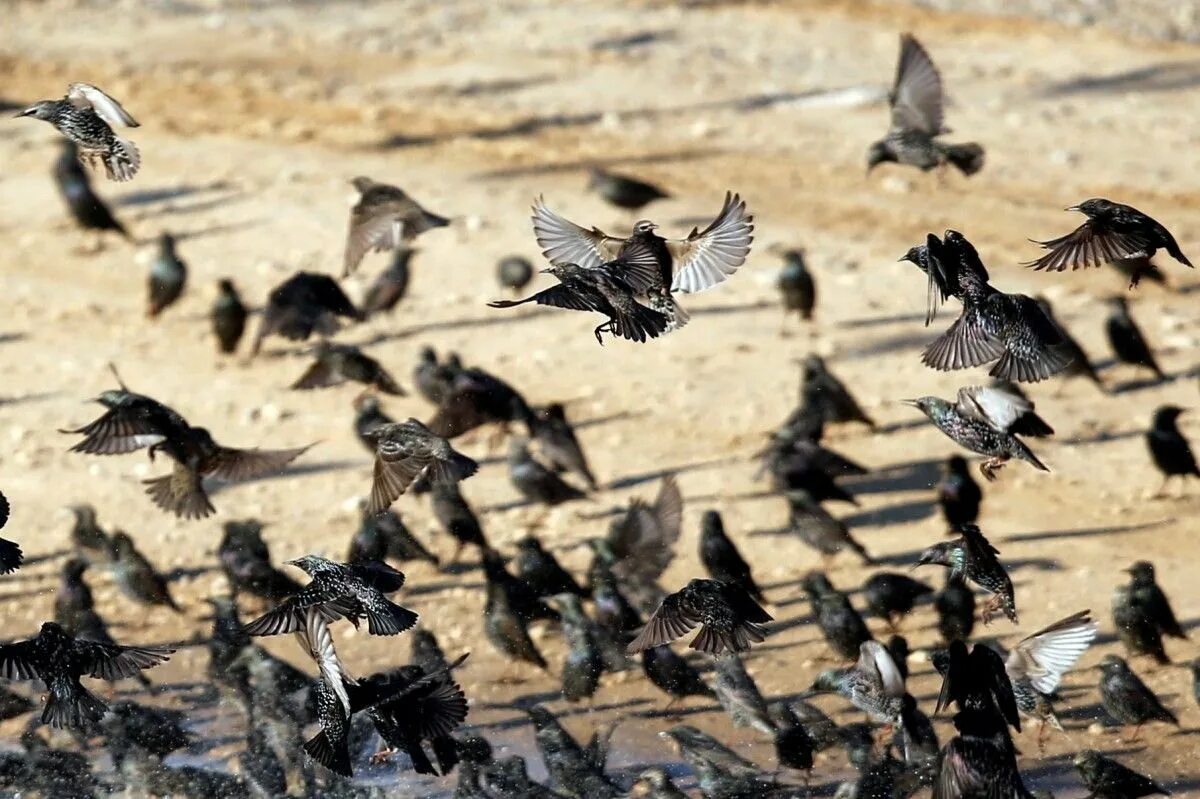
[0,26,1197,799]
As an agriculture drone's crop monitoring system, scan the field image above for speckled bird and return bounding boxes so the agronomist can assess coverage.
[660,724,760,777]
[803,572,873,660]
[712,651,775,736]
[430,481,489,563]
[364,419,478,514]
[787,490,873,563]
[291,341,405,395]
[17,83,140,181]
[1098,654,1178,735]
[217,520,302,602]
[916,523,1017,624]
[799,354,875,429]
[1074,749,1170,799]
[527,705,622,798]
[935,574,977,644]
[627,578,772,655]
[640,645,714,707]
[555,593,604,703]
[1004,610,1097,743]
[530,402,598,490]
[343,177,448,276]
[0,490,19,575]
[807,641,905,726]
[515,536,585,598]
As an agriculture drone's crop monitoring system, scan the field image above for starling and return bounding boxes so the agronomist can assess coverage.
[217,520,303,602]
[589,551,644,635]
[987,381,1054,436]
[867,35,984,176]
[1004,610,1096,740]
[1098,654,1179,734]
[531,402,598,490]
[640,645,715,705]
[0,490,19,575]
[777,248,815,329]
[803,572,872,660]
[555,593,604,703]
[936,574,976,644]
[413,347,452,405]
[1105,296,1165,380]
[109,531,181,612]
[67,503,111,565]
[477,755,562,799]
[211,278,247,354]
[0,621,171,729]
[17,83,140,181]
[1146,406,1199,494]
[596,474,683,613]
[526,705,622,799]
[481,548,558,624]
[291,341,405,395]
[759,427,867,481]
[627,578,772,655]
[692,759,807,799]
[787,490,873,563]
[806,641,905,726]
[243,555,418,637]
[55,558,96,633]
[483,566,548,672]
[364,419,478,514]
[931,722,1030,799]
[531,192,754,330]
[147,232,186,318]
[251,271,361,356]
[350,507,438,567]
[352,392,394,453]
[355,660,469,776]
[799,354,876,429]
[1074,749,1171,799]
[631,767,690,799]
[343,177,449,276]
[770,702,816,772]
[698,510,765,602]
[903,386,1049,481]
[508,438,587,505]
[712,651,775,735]
[790,697,843,753]
[917,523,1017,624]
[887,634,911,683]
[1124,561,1187,641]
[936,455,983,532]
[862,572,934,630]
[1112,579,1172,666]
[497,254,534,293]
[1026,199,1192,277]
[659,724,760,777]
[932,640,1020,729]
[587,167,670,210]
[1035,297,1105,389]
[425,358,536,439]
[361,247,413,318]
[515,536,585,598]
[430,481,488,561]
[53,140,129,238]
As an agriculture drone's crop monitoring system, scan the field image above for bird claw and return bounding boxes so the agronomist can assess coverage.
[593,323,608,346]
[369,749,396,766]
[978,458,1004,482]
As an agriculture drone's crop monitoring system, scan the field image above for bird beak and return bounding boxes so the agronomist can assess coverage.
[899,399,920,407]
[538,267,554,274]
[1065,204,1081,212]
[12,108,33,118]
[896,255,909,262]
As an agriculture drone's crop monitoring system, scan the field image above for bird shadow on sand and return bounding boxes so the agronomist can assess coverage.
[841,331,931,359]
[1068,427,1141,446]
[114,182,236,207]
[161,219,264,245]
[838,312,927,329]
[1107,375,1173,395]
[591,29,676,52]
[165,565,218,582]
[841,498,934,528]
[871,418,928,436]
[685,299,774,318]
[1001,520,1166,544]
[473,147,726,180]
[572,410,645,431]
[841,458,941,495]
[635,700,726,721]
[0,390,60,407]
[205,459,360,495]
[0,332,27,345]
[354,309,554,347]
[606,456,740,491]
[1040,60,1200,97]
[475,697,651,730]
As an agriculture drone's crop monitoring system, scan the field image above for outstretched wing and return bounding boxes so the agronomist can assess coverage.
[889,34,944,135]
[667,192,754,294]
[1006,610,1096,694]
[922,309,1005,372]
[626,591,701,653]
[73,640,173,680]
[489,283,603,314]
[0,641,40,681]
[205,444,312,482]
[859,640,906,698]
[1026,221,1153,272]
[955,385,1031,433]
[531,197,623,269]
[67,83,139,128]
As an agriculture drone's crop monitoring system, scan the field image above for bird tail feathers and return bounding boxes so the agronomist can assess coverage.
[43,686,108,729]
[104,137,140,182]
[304,730,353,777]
[939,142,984,176]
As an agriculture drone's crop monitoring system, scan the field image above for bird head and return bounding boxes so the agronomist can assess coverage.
[217,278,237,295]
[1067,198,1106,215]
[897,245,926,265]
[1105,294,1129,311]
[900,396,944,418]
[285,554,329,574]
[1151,405,1184,430]
[39,621,68,640]
[632,220,658,235]
[1124,560,1155,582]
[158,231,176,252]
[111,531,134,555]
[1098,654,1126,674]
[699,509,723,538]
[865,141,894,172]
[63,558,89,579]
[13,102,55,121]
[352,392,379,413]
[913,542,953,570]
[350,176,376,194]
[94,389,130,406]
[67,504,97,524]
[806,669,842,694]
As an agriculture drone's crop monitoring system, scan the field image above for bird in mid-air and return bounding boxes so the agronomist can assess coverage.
[0,490,21,575]
[867,35,983,176]
[363,419,478,514]
[251,271,361,356]
[17,83,141,181]
[916,523,1018,624]
[343,177,449,276]
[626,578,773,655]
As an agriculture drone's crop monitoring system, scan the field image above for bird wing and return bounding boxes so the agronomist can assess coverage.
[666,192,754,294]
[955,385,1031,433]
[296,607,353,716]
[626,591,700,653]
[368,431,435,513]
[888,34,944,135]
[291,357,344,390]
[1005,610,1096,694]
[1026,221,1154,272]
[73,640,173,680]
[0,640,40,680]
[607,475,682,581]
[67,83,140,127]
[349,559,407,594]
[933,738,990,799]
[489,283,604,314]
[858,640,906,698]
[531,197,623,269]
[306,275,361,318]
[921,308,1005,372]
[143,463,215,520]
[204,443,311,482]
[344,194,415,275]
[610,238,668,293]
[63,399,175,455]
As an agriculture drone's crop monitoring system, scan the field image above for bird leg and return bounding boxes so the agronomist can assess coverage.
[978,457,1007,482]
[979,594,1001,626]
[593,323,609,346]
[370,748,398,765]
[1152,475,1170,499]
[1128,722,1144,742]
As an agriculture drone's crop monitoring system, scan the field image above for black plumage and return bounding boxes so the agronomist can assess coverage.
[777,248,815,328]
[787,490,873,563]
[799,354,875,429]
[627,578,772,655]
[1105,296,1164,380]
[1026,198,1191,275]
[250,271,361,356]
[515,535,586,598]
[483,570,548,672]
[217,520,303,602]
[102,700,193,764]
[54,558,95,632]
[556,594,604,703]
[349,507,439,567]
[508,439,587,505]
[211,278,247,354]
[917,523,1017,624]
[1146,406,1198,494]
[698,510,765,602]
[1098,654,1179,733]
[863,572,934,630]
[0,489,19,575]
[937,455,982,532]
[1074,749,1170,799]
[430,481,488,562]
[67,503,111,566]
[712,651,776,736]
[497,254,535,293]
[424,358,536,439]
[640,645,715,705]
[364,418,478,514]
[53,140,129,238]
[291,341,405,395]
[587,167,670,210]
[147,232,186,318]
[109,531,181,612]
[531,402,598,490]
[527,705,622,798]
[660,723,760,777]
[887,634,911,683]
[935,574,977,644]
[361,247,413,318]
[357,661,469,776]
[803,572,872,660]
[770,701,815,772]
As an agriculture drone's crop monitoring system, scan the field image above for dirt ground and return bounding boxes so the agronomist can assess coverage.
[1,0,1199,796]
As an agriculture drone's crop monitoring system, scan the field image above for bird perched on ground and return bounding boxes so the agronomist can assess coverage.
[291,341,405,395]
[343,177,449,276]
[863,573,934,630]
[352,393,394,452]
[699,510,765,603]
[628,578,772,655]
[1074,750,1171,799]
[109,531,181,612]
[554,594,604,703]
[1113,562,1184,664]
[349,506,439,567]
[53,140,129,239]
[803,572,873,660]
[530,192,753,331]
[770,701,816,772]
[937,455,982,531]
[0,490,19,575]
[497,255,534,294]
[412,347,453,405]
[361,247,414,318]
[787,490,874,563]
[888,634,911,683]
[515,536,585,598]
[0,621,171,728]
[507,439,587,506]
[530,403,597,490]
[916,523,1017,624]
[587,167,670,210]
[867,34,983,176]
[62,370,312,519]
[799,355,875,429]
[1035,297,1105,390]
[217,520,303,602]
[807,640,905,726]
[54,558,95,632]
[430,481,489,562]
[147,232,186,318]
[251,271,361,356]
[481,548,558,625]
[483,564,549,674]
[777,248,815,330]
[1025,199,1192,278]
[527,705,622,798]
[1004,610,1097,741]
[1145,406,1198,495]
[935,574,976,644]
[363,419,478,514]
[243,555,418,637]
[712,652,775,736]
[1098,654,1178,735]
[640,645,715,707]
[593,475,683,613]
[904,386,1049,481]
[211,279,247,354]
[1105,296,1165,381]
[17,83,140,181]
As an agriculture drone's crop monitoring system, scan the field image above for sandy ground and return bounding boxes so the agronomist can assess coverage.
[1,0,1200,795]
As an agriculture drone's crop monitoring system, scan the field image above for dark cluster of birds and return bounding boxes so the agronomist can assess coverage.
[0,22,1196,799]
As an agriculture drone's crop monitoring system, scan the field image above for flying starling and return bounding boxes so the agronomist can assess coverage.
[515,536,585,598]
[803,572,873,660]
[243,555,418,637]
[497,254,534,294]
[640,645,714,706]
[425,358,536,439]
[0,621,171,729]
[698,510,765,602]
[867,34,984,176]
[364,418,478,514]
[1098,654,1179,735]
[555,594,604,703]
[1105,296,1165,380]
[712,651,775,736]
[1146,406,1199,494]
[217,520,303,602]
[903,386,1049,481]
[863,572,934,630]
[291,341,405,395]
[587,167,670,210]
[109,531,181,612]
[933,640,1020,729]
[53,140,129,239]
[627,578,772,655]
[806,641,905,726]
[508,439,587,505]
[211,278,247,354]
[1004,610,1097,742]
[917,523,1017,624]
[430,480,489,562]
[343,177,449,276]
[594,474,683,613]
[146,232,186,318]
[987,380,1054,436]
[777,248,815,330]
[251,271,361,356]
[1074,749,1171,799]
[937,455,982,532]
[531,192,754,330]
[0,490,19,575]
[799,355,875,429]
[17,83,140,181]
[530,402,598,490]
[935,574,976,643]
[527,705,623,798]
[361,247,413,318]
[355,660,469,776]
[1025,199,1192,278]
[1035,296,1105,390]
